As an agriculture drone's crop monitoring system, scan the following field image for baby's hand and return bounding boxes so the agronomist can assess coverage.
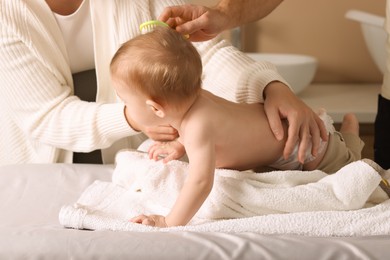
[148,140,185,163]
[130,214,168,228]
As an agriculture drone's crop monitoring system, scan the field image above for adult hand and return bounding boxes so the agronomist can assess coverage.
[124,106,178,141]
[143,125,179,142]
[158,4,228,42]
[263,82,328,163]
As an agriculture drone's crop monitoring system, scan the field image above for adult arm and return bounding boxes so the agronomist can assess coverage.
[156,0,327,161]
[0,4,135,154]
[159,0,283,41]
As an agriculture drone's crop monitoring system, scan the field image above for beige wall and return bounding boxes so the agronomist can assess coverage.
[190,0,218,6]
[190,0,386,83]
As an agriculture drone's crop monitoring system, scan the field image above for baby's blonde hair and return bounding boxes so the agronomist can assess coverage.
[110,26,202,107]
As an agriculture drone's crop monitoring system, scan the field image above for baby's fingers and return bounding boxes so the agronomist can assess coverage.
[148,142,167,160]
[130,215,156,226]
[142,218,156,226]
[130,214,147,224]
[162,152,178,163]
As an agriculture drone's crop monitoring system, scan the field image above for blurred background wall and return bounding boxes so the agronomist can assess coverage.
[189,0,386,83]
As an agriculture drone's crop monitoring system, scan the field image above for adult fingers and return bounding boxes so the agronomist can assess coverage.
[265,105,285,142]
[283,113,300,160]
[296,124,311,164]
[158,6,187,22]
[144,125,178,141]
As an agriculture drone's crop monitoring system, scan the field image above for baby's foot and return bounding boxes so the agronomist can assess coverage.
[339,113,359,135]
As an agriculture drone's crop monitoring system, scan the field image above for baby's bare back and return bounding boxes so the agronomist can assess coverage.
[200,91,287,171]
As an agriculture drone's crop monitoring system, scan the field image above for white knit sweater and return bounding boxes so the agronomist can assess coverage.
[0,0,288,165]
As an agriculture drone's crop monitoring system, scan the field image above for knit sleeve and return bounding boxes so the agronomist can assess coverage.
[0,4,136,153]
[195,38,291,104]
[148,0,291,103]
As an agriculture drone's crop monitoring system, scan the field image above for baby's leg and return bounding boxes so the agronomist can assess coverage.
[339,113,359,135]
[312,113,364,173]
[339,113,363,160]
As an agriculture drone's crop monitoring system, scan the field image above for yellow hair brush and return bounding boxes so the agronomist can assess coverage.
[139,20,189,38]
[139,20,169,34]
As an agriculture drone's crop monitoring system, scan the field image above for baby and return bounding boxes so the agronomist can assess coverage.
[110,26,364,227]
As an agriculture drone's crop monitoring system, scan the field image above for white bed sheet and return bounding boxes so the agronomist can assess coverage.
[1,163,389,260]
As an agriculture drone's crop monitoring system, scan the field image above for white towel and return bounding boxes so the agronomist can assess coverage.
[59,151,390,236]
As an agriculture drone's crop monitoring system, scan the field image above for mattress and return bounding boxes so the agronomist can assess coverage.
[1,163,389,259]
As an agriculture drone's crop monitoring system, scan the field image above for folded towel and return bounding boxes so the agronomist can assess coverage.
[59,151,390,236]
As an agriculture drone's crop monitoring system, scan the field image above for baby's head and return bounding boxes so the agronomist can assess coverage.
[110,26,202,108]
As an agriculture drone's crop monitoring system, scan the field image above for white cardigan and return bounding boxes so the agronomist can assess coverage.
[0,0,288,165]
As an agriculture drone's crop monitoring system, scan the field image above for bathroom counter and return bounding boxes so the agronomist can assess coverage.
[298,83,380,123]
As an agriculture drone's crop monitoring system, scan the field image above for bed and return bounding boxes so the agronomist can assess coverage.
[1,152,390,260]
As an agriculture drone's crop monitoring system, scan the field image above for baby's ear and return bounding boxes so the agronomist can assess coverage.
[146,100,165,118]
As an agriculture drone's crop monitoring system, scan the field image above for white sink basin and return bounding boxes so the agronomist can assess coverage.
[246,53,318,94]
[345,10,386,74]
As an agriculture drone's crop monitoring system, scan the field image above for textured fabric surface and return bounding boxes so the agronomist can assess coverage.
[1,162,390,259]
[60,151,390,235]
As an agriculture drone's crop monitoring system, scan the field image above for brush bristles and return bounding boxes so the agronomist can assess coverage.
[140,24,156,34]
[139,20,169,34]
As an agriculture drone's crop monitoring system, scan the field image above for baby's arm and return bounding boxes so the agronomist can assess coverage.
[148,140,186,163]
[132,123,216,227]
[131,142,215,227]
[164,136,216,226]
